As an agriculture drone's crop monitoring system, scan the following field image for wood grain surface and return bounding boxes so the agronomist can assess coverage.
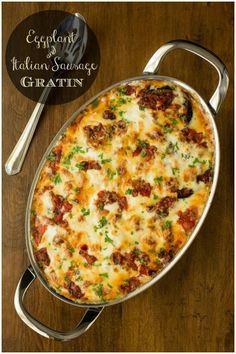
[2,2,234,352]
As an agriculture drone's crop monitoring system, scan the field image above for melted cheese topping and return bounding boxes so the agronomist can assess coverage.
[31,80,214,304]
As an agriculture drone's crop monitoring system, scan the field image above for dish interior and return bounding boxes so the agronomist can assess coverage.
[30,79,215,304]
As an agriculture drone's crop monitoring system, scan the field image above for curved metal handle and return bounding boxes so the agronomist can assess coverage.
[143,39,229,115]
[5,86,51,176]
[14,267,104,341]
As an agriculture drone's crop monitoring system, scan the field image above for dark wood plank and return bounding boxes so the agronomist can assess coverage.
[2,2,234,352]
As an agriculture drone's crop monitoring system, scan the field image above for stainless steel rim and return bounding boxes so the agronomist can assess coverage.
[25,74,220,309]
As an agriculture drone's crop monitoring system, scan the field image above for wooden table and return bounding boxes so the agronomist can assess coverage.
[2,2,234,352]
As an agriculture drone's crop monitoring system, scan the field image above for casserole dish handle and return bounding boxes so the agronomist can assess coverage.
[143,39,229,114]
[14,266,104,341]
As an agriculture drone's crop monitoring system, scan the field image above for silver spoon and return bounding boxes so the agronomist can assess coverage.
[5,13,88,175]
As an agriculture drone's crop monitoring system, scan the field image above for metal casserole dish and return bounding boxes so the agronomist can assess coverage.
[14,40,229,341]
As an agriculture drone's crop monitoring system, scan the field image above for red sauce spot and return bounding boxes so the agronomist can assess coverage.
[177,208,198,232]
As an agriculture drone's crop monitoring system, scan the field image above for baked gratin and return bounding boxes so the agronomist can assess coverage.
[31,79,214,303]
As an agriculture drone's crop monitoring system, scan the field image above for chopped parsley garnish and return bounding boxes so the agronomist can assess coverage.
[118,97,127,105]
[76,276,83,282]
[162,220,172,230]
[98,153,112,164]
[172,167,180,176]
[189,158,207,167]
[139,258,146,265]
[72,146,88,154]
[94,216,108,231]
[180,115,188,122]
[122,117,131,124]
[91,98,99,108]
[117,87,126,95]
[116,168,121,176]
[70,260,76,268]
[173,142,179,152]
[208,160,213,169]
[161,152,166,160]
[76,162,86,171]
[106,168,116,180]
[195,158,206,164]
[171,118,178,125]
[118,110,126,118]
[125,188,133,195]
[81,208,90,216]
[62,155,71,167]
[93,283,103,298]
[163,126,173,134]
[153,194,159,200]
[108,283,113,288]
[109,96,131,111]
[99,217,108,228]
[64,274,70,283]
[181,153,191,160]
[104,231,114,245]
[52,173,62,184]
[140,150,147,158]
[99,273,109,278]
[138,139,148,148]
[46,151,56,161]
[62,146,88,167]
[139,106,145,111]
[154,176,163,185]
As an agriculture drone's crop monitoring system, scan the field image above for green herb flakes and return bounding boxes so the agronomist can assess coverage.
[98,153,112,164]
[181,153,191,160]
[94,216,108,231]
[139,106,145,111]
[93,283,103,298]
[171,118,178,125]
[106,168,116,180]
[81,208,90,216]
[99,273,109,278]
[154,176,163,185]
[189,157,207,167]
[47,151,56,161]
[172,167,180,176]
[104,231,114,245]
[163,126,173,134]
[91,98,99,108]
[173,142,179,152]
[76,162,86,171]
[162,220,172,230]
[125,188,133,195]
[138,139,148,148]
[52,173,62,184]
[140,150,147,158]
